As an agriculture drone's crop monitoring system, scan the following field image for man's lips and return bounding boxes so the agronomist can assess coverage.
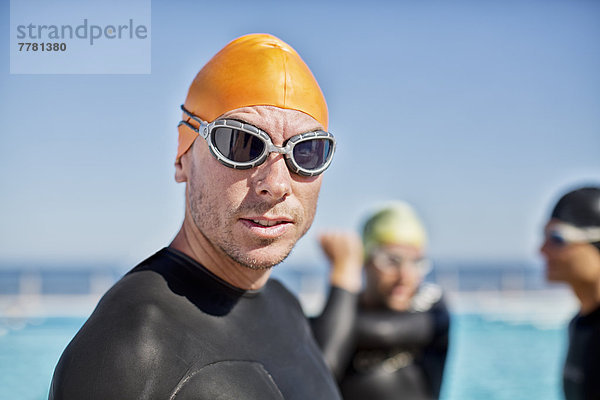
[242,216,293,226]
[239,217,294,238]
[247,218,291,227]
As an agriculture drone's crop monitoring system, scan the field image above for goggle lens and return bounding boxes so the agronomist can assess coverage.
[547,231,567,246]
[371,252,430,273]
[293,138,333,171]
[212,127,265,163]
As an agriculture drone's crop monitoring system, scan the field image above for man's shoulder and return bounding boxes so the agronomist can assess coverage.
[50,305,183,399]
[88,254,177,326]
[85,250,191,346]
[49,252,189,399]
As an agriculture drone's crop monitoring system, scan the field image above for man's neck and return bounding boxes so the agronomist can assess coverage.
[572,280,600,316]
[170,216,272,291]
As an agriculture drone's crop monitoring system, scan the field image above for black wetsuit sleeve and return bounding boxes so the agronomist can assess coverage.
[310,286,359,380]
[355,299,449,348]
[563,307,600,400]
[422,298,451,398]
[355,298,450,398]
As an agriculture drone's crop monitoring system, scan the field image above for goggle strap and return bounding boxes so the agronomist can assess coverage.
[549,223,600,244]
[178,120,198,133]
[180,105,210,137]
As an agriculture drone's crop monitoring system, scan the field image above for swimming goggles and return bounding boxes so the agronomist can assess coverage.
[370,249,432,275]
[178,105,336,177]
[545,223,600,246]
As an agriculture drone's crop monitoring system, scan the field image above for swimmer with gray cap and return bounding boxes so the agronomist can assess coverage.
[313,202,450,400]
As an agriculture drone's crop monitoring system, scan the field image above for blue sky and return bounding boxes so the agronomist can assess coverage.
[1,0,599,270]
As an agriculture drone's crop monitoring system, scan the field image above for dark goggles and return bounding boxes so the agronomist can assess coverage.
[178,105,336,176]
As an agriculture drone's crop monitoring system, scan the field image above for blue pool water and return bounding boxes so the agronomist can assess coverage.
[0,314,567,400]
[441,314,566,400]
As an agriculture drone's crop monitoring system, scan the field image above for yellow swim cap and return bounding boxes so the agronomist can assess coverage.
[177,33,329,159]
[362,201,428,255]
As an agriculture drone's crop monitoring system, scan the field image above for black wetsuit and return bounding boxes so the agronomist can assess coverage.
[313,284,450,400]
[563,305,600,400]
[49,248,341,400]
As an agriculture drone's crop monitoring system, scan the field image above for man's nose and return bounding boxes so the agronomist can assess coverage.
[540,238,551,258]
[253,155,292,201]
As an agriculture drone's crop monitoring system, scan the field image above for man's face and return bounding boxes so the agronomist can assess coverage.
[177,106,324,270]
[540,220,600,285]
[366,244,426,311]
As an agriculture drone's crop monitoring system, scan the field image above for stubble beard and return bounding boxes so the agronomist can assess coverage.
[187,177,308,271]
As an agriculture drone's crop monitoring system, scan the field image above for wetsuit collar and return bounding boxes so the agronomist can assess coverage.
[163,247,264,297]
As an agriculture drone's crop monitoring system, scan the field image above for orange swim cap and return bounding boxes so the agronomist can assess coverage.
[177,33,329,160]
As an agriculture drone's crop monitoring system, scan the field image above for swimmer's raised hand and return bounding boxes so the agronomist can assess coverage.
[319,232,364,293]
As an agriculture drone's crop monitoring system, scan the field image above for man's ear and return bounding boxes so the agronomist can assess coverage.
[175,153,189,183]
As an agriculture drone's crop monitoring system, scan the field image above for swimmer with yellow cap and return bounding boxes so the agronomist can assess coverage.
[317,202,449,400]
[50,34,344,400]
[360,201,434,310]
[321,201,432,312]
